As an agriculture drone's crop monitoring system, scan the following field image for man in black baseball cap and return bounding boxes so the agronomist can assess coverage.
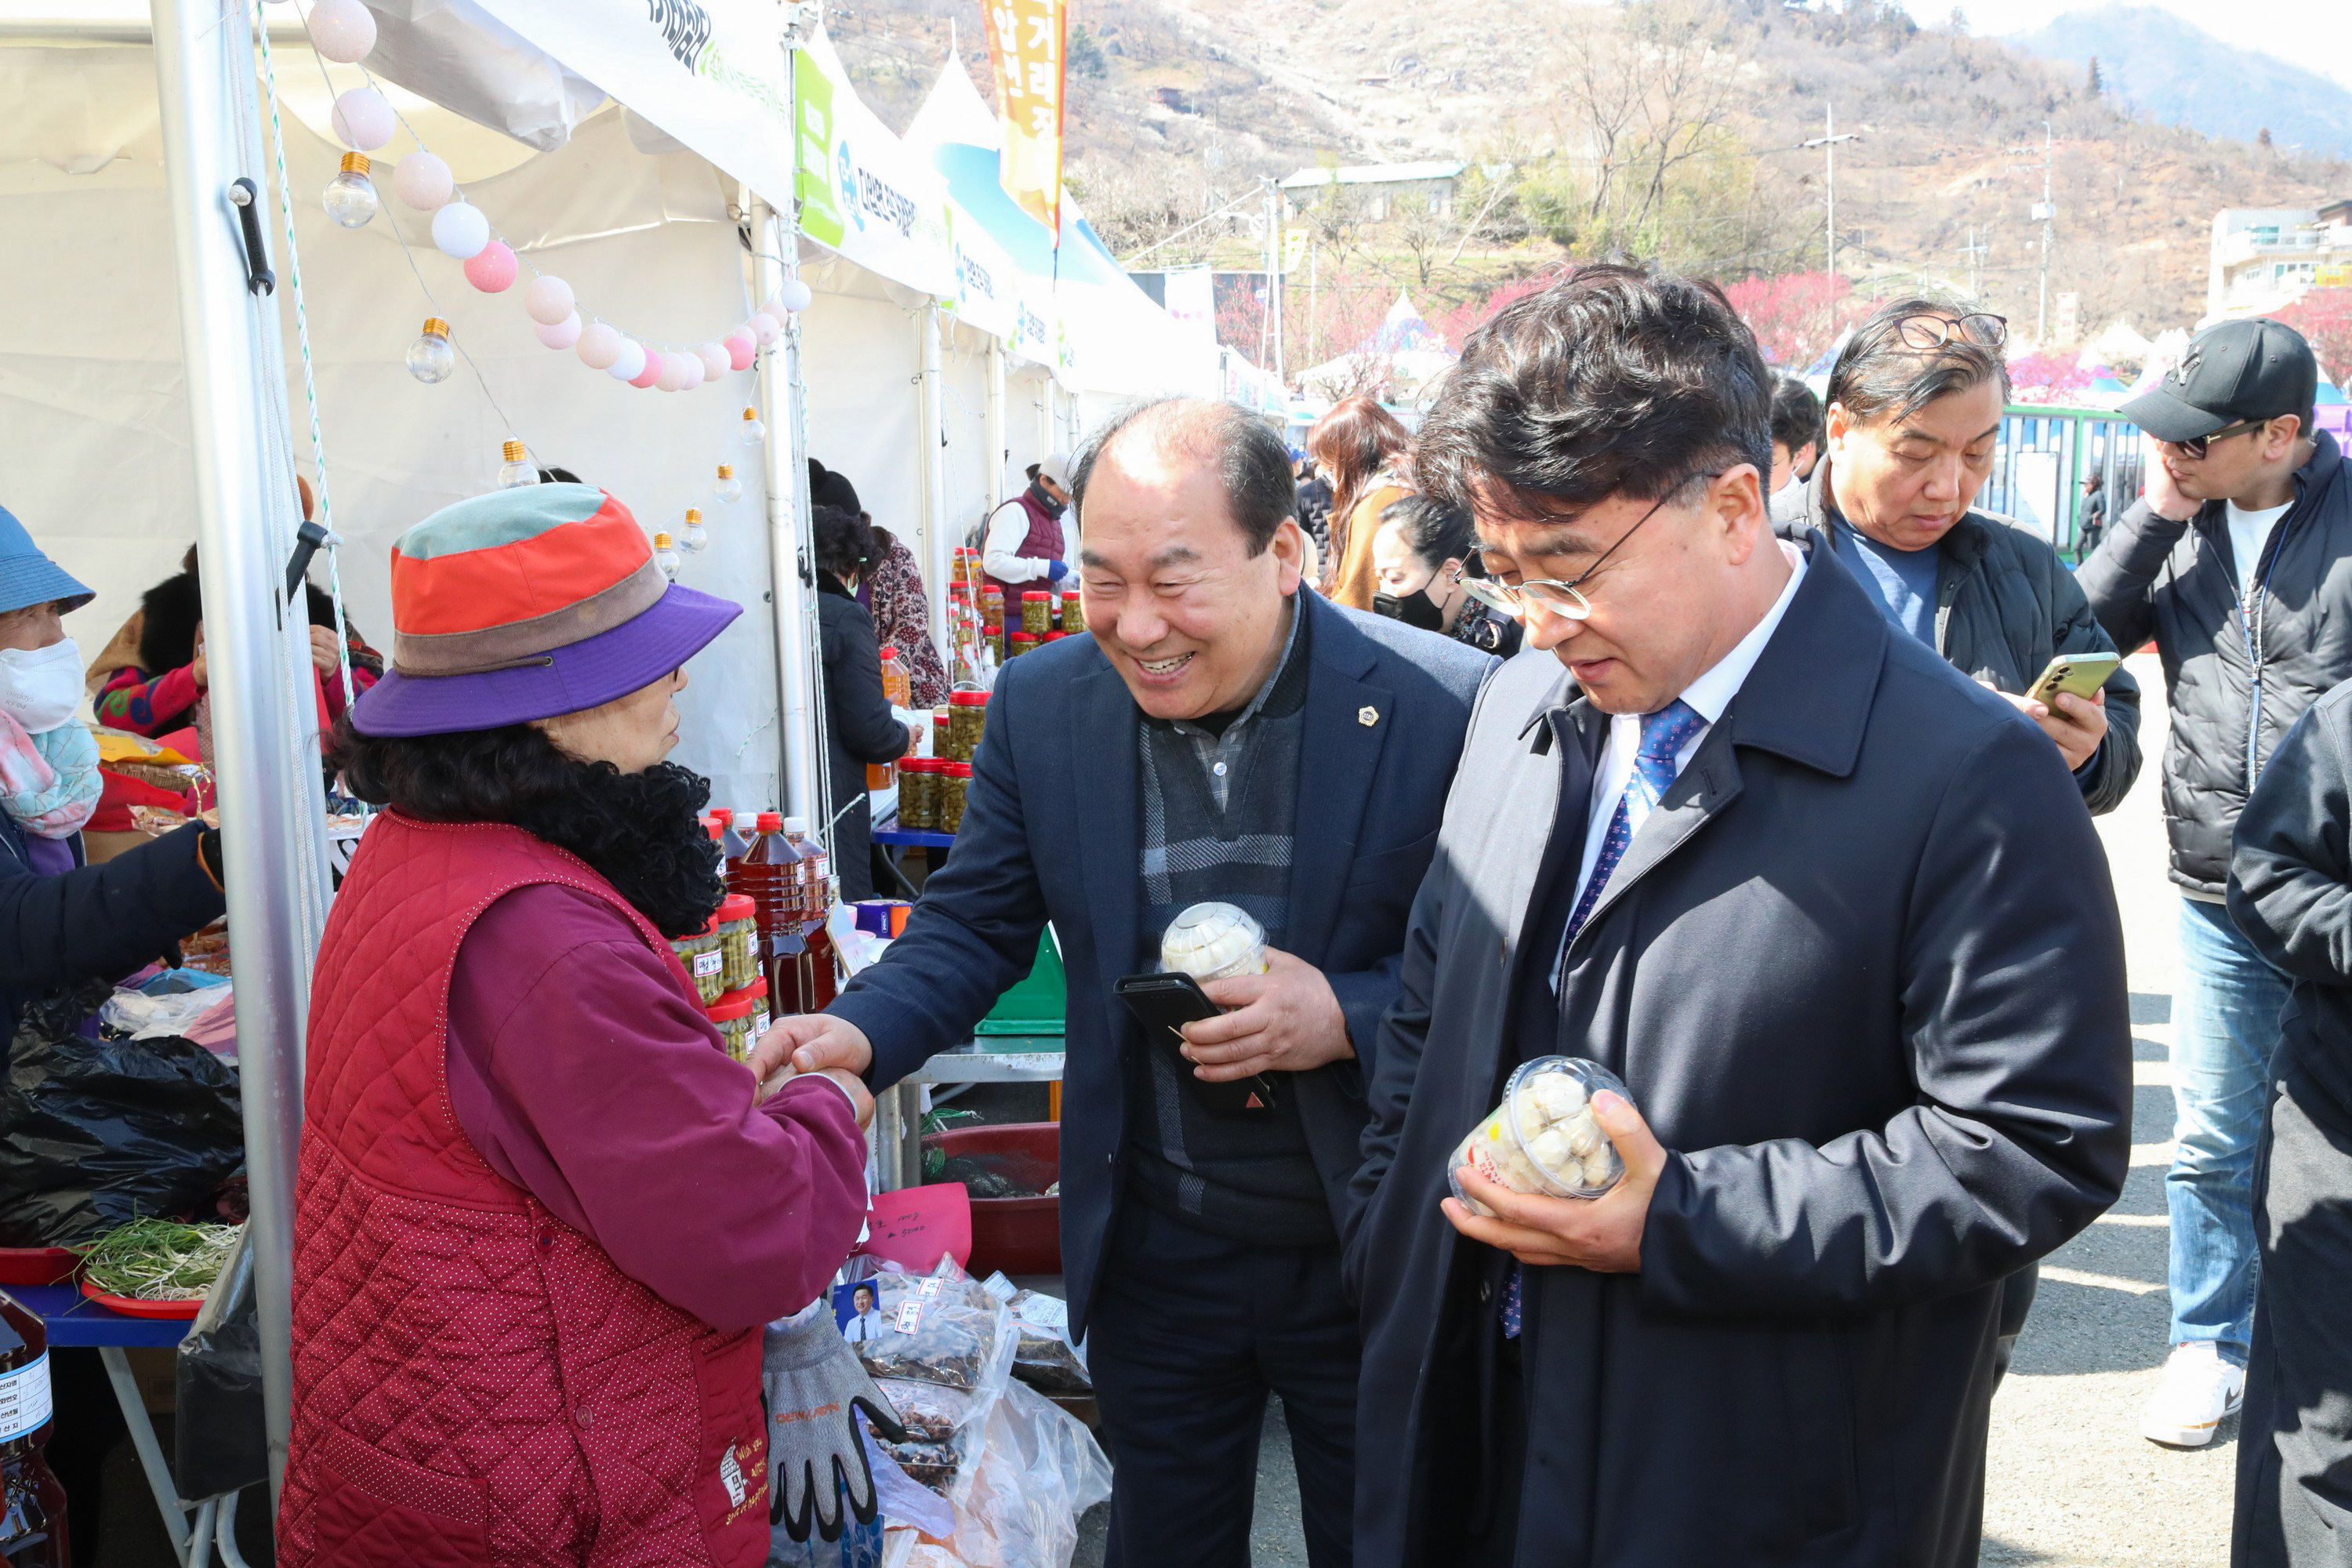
[2080,314,2347,1463]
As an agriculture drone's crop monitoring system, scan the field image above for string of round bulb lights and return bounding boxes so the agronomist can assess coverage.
[288,0,796,552]
[297,0,814,394]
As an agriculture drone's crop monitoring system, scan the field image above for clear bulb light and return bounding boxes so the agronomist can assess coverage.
[322,152,378,228]
[681,508,710,554]
[652,531,681,579]
[496,439,537,489]
[407,318,456,385]
[741,406,766,447]
[714,465,742,504]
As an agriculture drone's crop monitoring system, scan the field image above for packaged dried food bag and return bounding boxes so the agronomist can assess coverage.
[1447,1056,1634,1216]
[848,1263,1011,1392]
[887,1381,1112,1568]
[981,1272,1091,1396]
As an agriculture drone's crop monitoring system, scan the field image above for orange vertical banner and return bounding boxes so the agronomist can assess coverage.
[983,0,1067,245]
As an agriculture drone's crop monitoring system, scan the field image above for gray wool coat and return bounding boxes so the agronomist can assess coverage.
[1345,545,2134,1568]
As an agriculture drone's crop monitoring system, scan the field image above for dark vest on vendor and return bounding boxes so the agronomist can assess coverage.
[279,812,771,1568]
[985,489,1065,602]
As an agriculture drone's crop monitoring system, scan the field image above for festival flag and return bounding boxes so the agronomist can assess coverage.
[983,0,1067,245]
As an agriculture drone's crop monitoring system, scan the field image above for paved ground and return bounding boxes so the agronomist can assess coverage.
[1978,652,2238,1567]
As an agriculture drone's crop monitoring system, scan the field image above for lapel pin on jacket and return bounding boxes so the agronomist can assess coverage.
[1359,704,1380,727]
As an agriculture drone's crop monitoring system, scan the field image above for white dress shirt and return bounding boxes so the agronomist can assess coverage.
[1570,543,1809,903]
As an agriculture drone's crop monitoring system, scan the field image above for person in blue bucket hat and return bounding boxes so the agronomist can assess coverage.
[0,503,227,1070]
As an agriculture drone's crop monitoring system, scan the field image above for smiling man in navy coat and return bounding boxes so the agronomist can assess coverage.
[1345,267,2134,1567]
[762,397,1490,1568]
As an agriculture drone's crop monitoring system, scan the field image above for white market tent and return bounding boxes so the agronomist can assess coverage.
[0,0,1215,1501]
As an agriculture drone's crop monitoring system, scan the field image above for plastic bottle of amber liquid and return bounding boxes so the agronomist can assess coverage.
[0,1289,67,1566]
[867,650,910,789]
[733,812,796,984]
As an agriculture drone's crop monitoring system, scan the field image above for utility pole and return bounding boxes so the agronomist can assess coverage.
[1265,177,1284,389]
[1799,104,1863,280]
[1960,226,1990,300]
[2031,122,2056,342]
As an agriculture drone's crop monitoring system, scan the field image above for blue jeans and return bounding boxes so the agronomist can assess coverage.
[2169,897,2291,1361]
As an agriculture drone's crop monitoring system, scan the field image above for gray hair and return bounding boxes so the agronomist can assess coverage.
[1827,297,2012,426]
[1071,398,1298,555]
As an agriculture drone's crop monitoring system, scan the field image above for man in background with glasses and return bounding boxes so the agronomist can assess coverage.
[1345,264,2131,1568]
[2078,315,2352,1452]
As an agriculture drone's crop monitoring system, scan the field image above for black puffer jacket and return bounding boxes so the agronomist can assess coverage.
[2078,430,2352,895]
[1773,461,2144,815]
[817,572,913,902]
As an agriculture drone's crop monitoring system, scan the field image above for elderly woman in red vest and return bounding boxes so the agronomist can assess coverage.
[279,486,887,1566]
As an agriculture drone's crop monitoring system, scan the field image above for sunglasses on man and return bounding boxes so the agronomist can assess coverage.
[2167,418,2273,462]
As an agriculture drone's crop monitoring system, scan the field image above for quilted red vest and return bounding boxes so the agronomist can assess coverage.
[278,814,771,1568]
[984,489,1066,602]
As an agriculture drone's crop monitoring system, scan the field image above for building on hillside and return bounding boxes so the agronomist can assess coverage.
[2205,200,2352,321]
[1278,162,1463,223]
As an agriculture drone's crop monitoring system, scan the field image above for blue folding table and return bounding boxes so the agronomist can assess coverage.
[14,1283,249,1567]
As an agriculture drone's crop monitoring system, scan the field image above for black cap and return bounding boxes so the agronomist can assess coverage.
[2122,318,2318,443]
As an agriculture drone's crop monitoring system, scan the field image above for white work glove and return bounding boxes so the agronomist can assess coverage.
[762,1301,907,1542]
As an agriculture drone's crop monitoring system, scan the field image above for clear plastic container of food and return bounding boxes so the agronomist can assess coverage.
[707,977,771,1062]
[1159,902,1268,983]
[1058,593,1085,634]
[941,762,972,833]
[948,691,989,760]
[1021,590,1052,637]
[1447,1055,1632,1213]
[670,916,726,1004]
[717,893,758,992]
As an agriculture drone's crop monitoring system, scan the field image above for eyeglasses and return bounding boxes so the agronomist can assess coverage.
[1462,474,1723,622]
[1893,312,2007,350]
[2171,419,2270,461]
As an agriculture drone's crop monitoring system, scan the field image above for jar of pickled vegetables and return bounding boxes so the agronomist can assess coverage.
[1021,590,1052,637]
[948,690,988,760]
[1009,631,1037,659]
[931,708,949,758]
[1059,593,1085,634]
[717,894,758,992]
[899,757,931,831]
[981,586,1004,638]
[670,916,726,1004]
[942,762,972,833]
[706,980,769,1063]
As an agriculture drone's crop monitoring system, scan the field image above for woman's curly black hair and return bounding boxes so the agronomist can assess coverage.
[331,714,724,938]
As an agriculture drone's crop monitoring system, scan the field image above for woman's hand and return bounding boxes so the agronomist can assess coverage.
[309,625,342,674]
[189,650,208,689]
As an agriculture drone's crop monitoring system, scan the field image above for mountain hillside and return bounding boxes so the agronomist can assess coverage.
[2010,6,2352,159]
[826,0,2351,340]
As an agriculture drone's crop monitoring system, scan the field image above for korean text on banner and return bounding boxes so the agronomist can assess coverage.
[793,27,954,296]
[984,0,1067,241]
[470,0,795,206]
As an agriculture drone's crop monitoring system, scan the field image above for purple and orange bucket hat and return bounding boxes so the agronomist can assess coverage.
[351,485,739,737]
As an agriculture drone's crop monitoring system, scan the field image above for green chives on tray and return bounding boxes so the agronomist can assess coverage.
[74,1218,240,1301]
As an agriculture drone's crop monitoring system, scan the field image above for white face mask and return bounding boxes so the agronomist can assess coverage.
[0,638,85,734]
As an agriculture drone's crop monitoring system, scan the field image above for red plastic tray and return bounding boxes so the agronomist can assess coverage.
[0,1248,78,1286]
[78,1280,205,1319]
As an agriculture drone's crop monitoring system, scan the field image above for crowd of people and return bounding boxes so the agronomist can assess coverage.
[16,258,2345,1568]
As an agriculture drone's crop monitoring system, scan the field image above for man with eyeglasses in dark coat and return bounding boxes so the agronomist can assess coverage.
[1345,266,2132,1568]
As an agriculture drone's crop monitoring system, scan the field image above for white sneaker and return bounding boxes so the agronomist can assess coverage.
[2140,1341,2245,1448]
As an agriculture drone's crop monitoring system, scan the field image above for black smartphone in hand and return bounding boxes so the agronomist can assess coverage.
[1115,971,1276,1117]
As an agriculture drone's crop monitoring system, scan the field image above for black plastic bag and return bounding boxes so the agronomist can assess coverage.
[176,1223,268,1503]
[0,982,245,1247]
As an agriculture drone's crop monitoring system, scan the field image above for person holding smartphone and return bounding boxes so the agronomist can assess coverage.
[1770,298,2143,819]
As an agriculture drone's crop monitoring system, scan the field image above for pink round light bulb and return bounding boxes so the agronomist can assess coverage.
[331,87,394,151]
[724,334,756,371]
[694,343,729,379]
[392,151,452,210]
[577,321,623,369]
[535,311,582,350]
[523,274,575,326]
[463,240,517,293]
